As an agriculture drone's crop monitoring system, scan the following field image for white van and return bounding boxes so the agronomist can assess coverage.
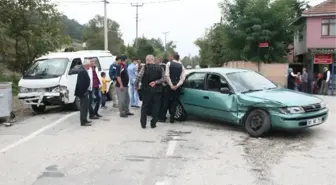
[17,50,116,113]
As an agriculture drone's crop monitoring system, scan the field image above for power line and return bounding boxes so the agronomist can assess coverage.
[54,0,180,5]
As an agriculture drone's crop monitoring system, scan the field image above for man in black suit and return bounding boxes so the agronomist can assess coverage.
[75,59,92,126]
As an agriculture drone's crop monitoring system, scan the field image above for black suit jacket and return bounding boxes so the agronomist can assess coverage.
[74,66,90,97]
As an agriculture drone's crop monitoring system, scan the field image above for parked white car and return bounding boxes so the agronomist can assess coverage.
[17,50,116,113]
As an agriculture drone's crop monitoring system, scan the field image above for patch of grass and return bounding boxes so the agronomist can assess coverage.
[0,73,21,96]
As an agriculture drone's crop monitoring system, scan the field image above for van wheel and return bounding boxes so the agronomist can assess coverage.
[31,105,46,113]
[244,109,271,137]
[175,102,187,121]
[72,97,81,111]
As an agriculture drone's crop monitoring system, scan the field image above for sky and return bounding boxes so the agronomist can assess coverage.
[54,0,325,58]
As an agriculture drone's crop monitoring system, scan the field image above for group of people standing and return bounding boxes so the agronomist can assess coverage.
[287,66,331,95]
[75,52,186,129]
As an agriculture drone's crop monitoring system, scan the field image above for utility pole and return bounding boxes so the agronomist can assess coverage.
[131,2,144,51]
[163,31,169,51]
[104,0,109,50]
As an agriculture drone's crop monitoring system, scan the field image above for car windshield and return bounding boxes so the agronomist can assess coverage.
[226,71,277,93]
[24,58,69,79]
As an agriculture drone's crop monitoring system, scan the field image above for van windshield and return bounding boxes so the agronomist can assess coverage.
[23,58,69,79]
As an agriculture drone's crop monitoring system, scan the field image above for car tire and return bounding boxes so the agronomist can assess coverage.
[72,97,81,111]
[175,102,187,121]
[244,109,271,137]
[31,105,46,113]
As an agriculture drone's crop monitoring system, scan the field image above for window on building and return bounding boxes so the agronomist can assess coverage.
[322,19,336,36]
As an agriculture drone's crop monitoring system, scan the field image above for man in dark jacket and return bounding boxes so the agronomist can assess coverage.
[75,59,92,126]
[135,54,166,129]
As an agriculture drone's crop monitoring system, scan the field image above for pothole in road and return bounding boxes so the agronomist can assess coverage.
[37,165,65,179]
[237,132,315,184]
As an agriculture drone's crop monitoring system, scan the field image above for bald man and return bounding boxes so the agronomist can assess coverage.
[135,55,166,129]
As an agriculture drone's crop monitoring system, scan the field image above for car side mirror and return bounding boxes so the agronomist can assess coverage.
[220,87,232,94]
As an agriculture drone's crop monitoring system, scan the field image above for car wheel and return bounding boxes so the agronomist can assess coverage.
[31,105,46,113]
[244,109,271,137]
[72,97,81,111]
[175,102,187,121]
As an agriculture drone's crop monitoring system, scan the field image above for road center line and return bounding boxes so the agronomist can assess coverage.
[166,136,179,156]
[0,112,77,154]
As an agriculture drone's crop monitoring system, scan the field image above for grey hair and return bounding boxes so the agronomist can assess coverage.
[82,59,91,65]
[146,55,155,64]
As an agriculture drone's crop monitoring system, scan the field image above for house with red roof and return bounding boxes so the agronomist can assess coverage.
[292,0,336,95]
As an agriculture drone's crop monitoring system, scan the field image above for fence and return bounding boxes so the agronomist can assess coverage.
[223,61,289,87]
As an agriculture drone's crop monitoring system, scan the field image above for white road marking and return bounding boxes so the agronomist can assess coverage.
[155,181,167,185]
[0,112,77,153]
[166,136,179,156]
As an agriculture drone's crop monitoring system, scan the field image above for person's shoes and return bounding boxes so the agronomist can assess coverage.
[150,124,156,128]
[84,120,92,124]
[81,123,92,126]
[131,105,140,108]
[127,112,134,116]
[158,119,166,123]
[89,115,99,119]
[141,125,146,129]
[96,114,103,117]
[102,106,108,109]
[170,119,175,123]
[120,114,128,118]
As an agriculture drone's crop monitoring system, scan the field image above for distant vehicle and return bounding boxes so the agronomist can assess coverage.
[186,65,192,69]
[18,50,116,113]
[175,68,328,137]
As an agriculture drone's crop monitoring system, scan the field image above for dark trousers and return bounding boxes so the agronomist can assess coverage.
[79,93,89,125]
[163,88,181,121]
[159,86,171,120]
[101,91,107,107]
[88,87,101,117]
[301,82,308,93]
[140,90,161,126]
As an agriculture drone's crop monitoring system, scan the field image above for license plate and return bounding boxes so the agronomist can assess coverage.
[307,117,323,126]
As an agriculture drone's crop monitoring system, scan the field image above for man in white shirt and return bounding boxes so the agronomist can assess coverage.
[320,66,330,95]
[163,53,186,123]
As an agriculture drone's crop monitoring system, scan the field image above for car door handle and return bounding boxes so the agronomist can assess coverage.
[203,96,209,99]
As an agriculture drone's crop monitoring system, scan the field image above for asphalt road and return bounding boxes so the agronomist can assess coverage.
[0,96,335,185]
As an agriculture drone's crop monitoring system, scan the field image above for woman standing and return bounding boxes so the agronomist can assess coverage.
[287,68,297,90]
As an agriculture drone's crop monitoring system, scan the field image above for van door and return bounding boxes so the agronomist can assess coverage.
[67,58,82,103]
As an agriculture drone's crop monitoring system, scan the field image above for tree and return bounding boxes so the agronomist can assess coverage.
[61,15,84,41]
[83,15,124,56]
[195,0,311,66]
[0,0,71,73]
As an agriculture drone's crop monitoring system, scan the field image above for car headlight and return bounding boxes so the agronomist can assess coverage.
[51,86,68,93]
[320,101,326,109]
[279,107,305,114]
[19,87,28,93]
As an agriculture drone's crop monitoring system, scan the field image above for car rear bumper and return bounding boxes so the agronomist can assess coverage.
[270,108,329,129]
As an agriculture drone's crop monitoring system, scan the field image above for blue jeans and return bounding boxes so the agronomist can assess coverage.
[129,83,139,106]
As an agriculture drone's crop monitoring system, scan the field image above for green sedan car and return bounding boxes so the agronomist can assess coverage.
[174,68,328,137]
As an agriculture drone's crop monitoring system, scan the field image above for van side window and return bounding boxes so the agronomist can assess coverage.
[70,58,82,69]
[84,57,102,71]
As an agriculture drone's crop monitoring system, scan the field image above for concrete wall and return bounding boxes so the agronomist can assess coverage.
[223,61,289,87]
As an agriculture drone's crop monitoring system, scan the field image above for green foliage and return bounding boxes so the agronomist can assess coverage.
[195,0,311,65]
[181,55,200,67]
[0,0,70,73]
[83,15,124,56]
[61,15,84,41]
[125,36,177,62]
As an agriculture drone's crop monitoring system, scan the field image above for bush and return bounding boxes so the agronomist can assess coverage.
[0,74,21,96]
